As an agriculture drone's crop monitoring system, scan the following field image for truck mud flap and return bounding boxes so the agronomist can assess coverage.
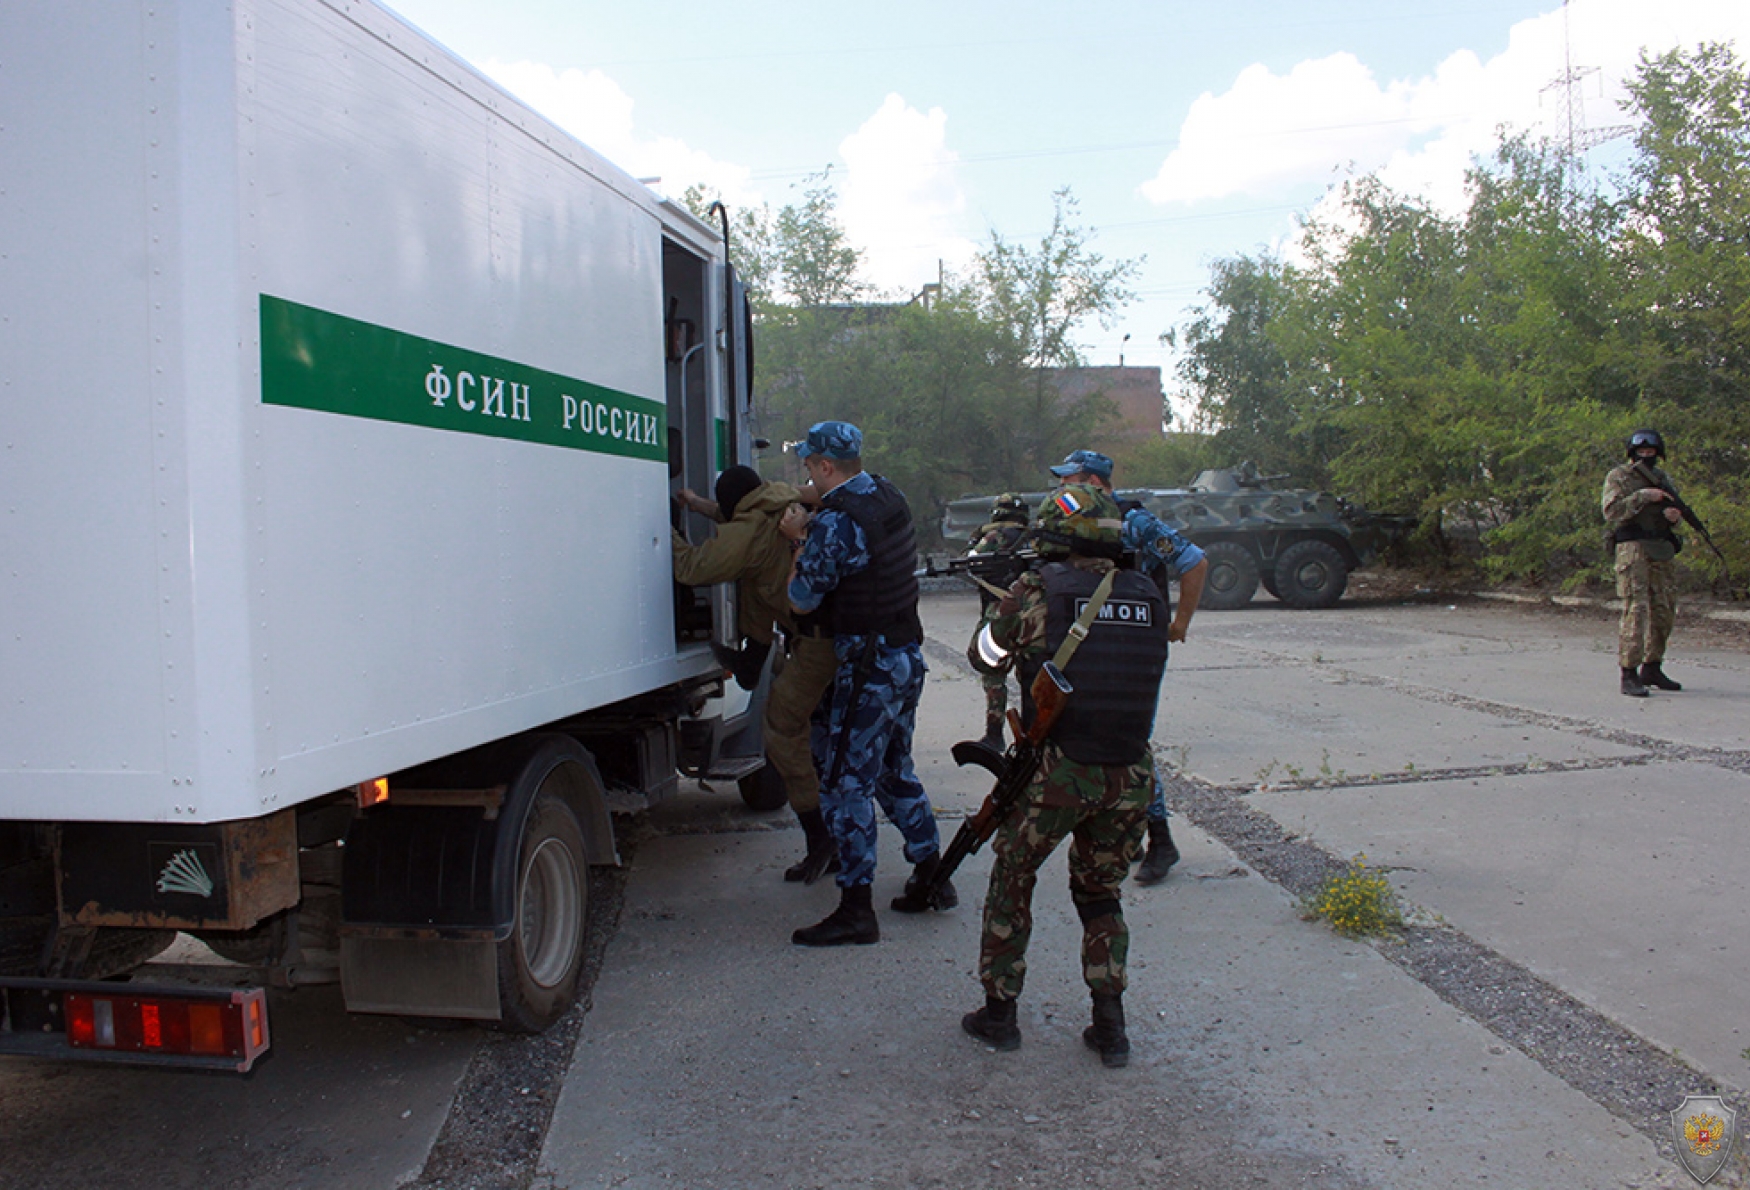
[338,932,499,1021]
[339,733,607,1023]
[338,804,514,1020]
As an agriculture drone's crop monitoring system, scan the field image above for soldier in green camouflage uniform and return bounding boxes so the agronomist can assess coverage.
[961,484,1170,1068]
[966,493,1031,749]
[1602,430,1684,697]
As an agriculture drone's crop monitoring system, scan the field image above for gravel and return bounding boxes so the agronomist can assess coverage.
[1160,766,1749,1174]
[407,844,640,1190]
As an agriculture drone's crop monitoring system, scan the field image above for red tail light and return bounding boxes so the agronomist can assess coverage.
[62,987,270,1072]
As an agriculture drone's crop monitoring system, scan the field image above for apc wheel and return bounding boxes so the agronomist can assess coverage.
[1197,541,1260,610]
[739,760,788,812]
[496,782,588,1034]
[1273,540,1349,609]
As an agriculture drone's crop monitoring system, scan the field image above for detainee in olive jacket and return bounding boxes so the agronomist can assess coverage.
[672,477,805,646]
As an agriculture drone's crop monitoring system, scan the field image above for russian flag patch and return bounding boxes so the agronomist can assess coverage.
[1053,490,1084,517]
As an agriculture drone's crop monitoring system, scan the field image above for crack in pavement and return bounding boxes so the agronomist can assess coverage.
[1157,765,1747,1169]
[1211,637,1750,777]
[923,618,1748,1172]
[1224,752,1658,794]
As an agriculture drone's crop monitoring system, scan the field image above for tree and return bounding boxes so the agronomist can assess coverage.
[968,188,1142,480]
[1616,42,1750,574]
[1171,254,1309,481]
[1168,45,1750,591]
[973,188,1140,370]
[680,185,777,309]
[773,171,865,308]
[697,181,1145,541]
[681,170,863,311]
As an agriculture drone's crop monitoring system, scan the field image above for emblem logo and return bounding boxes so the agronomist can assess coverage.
[155,848,216,898]
[1671,1095,1738,1184]
[1075,598,1154,627]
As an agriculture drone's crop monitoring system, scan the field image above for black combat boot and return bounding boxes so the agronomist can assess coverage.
[1133,819,1180,886]
[783,808,839,884]
[977,714,1005,753]
[1621,667,1649,698]
[1082,992,1130,1068]
[961,995,1021,1051]
[792,884,879,947]
[1639,662,1682,691]
[890,851,958,913]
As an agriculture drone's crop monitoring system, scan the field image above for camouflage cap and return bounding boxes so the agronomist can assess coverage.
[1049,449,1114,480]
[1034,483,1123,554]
[793,420,863,461]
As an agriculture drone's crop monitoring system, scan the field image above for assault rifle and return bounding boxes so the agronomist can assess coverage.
[922,567,1118,901]
[917,546,1042,599]
[921,660,1071,901]
[1632,460,1726,565]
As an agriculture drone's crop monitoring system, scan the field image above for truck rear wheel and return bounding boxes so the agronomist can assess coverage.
[1198,541,1260,610]
[739,760,788,812]
[84,927,177,976]
[200,918,288,966]
[1273,540,1349,609]
[496,784,588,1034]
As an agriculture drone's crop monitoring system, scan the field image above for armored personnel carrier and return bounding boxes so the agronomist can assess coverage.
[941,463,1415,610]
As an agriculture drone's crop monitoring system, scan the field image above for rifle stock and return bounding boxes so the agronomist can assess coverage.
[925,661,1071,898]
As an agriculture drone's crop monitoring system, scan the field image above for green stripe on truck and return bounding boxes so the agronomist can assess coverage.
[260,295,666,462]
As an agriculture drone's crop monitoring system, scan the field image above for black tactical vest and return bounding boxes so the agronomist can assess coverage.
[812,475,922,646]
[1610,466,1680,549]
[1020,562,1169,766]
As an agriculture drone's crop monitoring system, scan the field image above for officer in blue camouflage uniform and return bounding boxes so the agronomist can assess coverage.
[961,483,1171,1067]
[1049,450,1206,885]
[782,421,954,947]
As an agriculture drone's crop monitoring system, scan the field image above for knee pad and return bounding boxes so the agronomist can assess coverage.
[1075,897,1122,926]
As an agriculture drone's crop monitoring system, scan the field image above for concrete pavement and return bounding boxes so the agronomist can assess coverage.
[1177,598,1750,1091]
[539,817,1668,1189]
[538,587,1747,1189]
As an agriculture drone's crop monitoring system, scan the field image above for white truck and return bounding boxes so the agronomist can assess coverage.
[0,0,773,1071]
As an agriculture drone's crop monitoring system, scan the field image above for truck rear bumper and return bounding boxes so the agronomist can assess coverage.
[0,975,270,1072]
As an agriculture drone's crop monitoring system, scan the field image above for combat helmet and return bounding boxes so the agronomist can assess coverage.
[1034,483,1124,557]
[989,492,1029,525]
[1627,429,1665,460]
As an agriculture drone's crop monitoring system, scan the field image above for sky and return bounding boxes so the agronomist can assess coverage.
[385,0,1750,413]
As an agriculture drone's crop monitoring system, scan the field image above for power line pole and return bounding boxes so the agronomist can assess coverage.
[1540,0,1633,190]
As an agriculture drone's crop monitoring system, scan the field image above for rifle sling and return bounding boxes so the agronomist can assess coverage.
[1050,568,1118,673]
[972,574,1012,601]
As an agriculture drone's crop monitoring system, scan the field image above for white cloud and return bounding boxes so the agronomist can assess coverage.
[469,69,975,297]
[836,94,978,296]
[1143,0,1750,216]
[1142,53,1418,204]
[481,59,761,208]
